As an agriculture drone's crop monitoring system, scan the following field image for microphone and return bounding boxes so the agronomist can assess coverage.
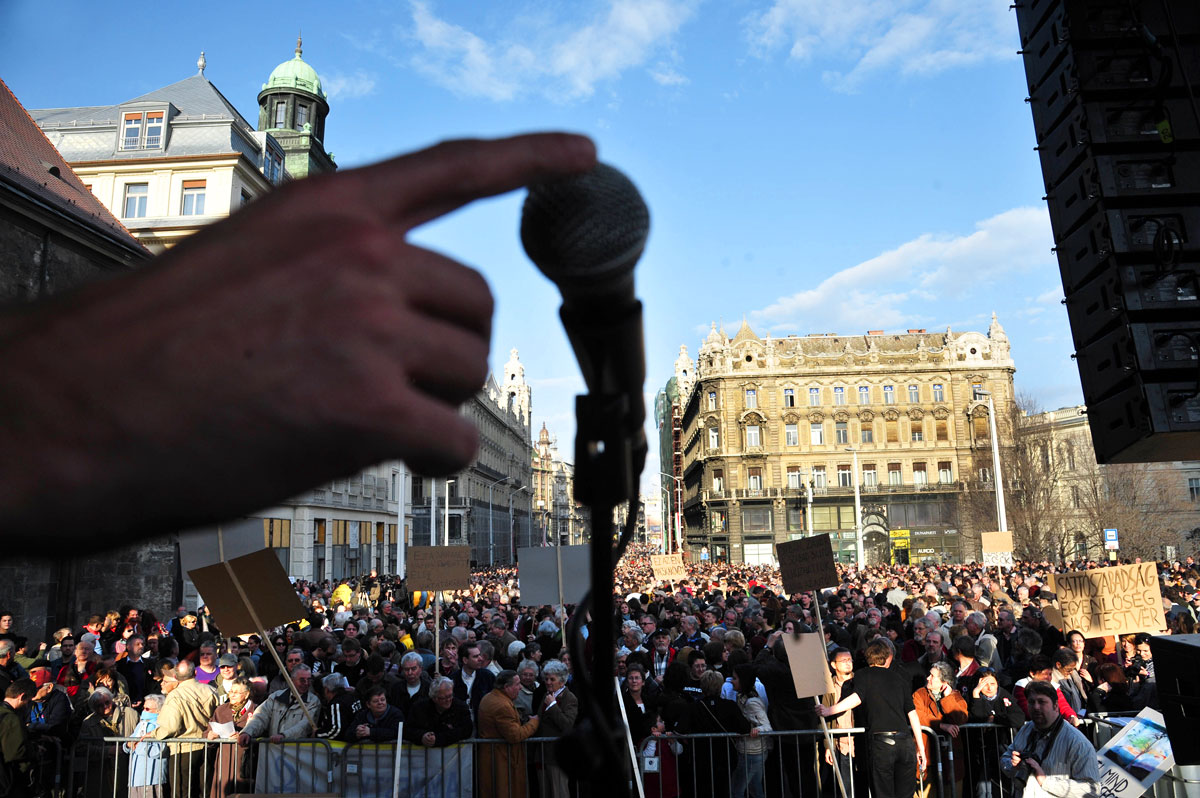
[520,163,649,503]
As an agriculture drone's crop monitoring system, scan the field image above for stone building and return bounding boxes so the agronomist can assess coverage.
[30,41,333,254]
[532,422,589,547]
[676,317,1017,565]
[1020,405,1200,559]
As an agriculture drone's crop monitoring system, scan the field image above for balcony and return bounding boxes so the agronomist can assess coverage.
[735,487,779,500]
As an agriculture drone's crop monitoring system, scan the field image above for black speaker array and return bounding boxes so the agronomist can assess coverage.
[1148,633,1200,765]
[1015,0,1200,463]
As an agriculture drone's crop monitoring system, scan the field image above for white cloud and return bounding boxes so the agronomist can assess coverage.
[405,0,697,101]
[1036,287,1064,304]
[751,206,1054,334]
[745,0,1015,91]
[323,70,378,99]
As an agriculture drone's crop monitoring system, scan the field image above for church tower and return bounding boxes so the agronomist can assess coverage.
[502,348,532,433]
[257,36,335,178]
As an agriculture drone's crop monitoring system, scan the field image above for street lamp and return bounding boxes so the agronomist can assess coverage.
[537,499,549,546]
[443,478,455,546]
[508,485,531,562]
[845,448,864,564]
[391,466,409,578]
[484,475,511,567]
[660,472,683,554]
[974,389,1009,533]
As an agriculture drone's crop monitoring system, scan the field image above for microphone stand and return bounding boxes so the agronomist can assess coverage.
[558,303,646,798]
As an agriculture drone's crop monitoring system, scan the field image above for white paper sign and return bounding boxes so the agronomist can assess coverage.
[1094,708,1174,798]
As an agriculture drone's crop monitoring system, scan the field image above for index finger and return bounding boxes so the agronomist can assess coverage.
[348,133,597,231]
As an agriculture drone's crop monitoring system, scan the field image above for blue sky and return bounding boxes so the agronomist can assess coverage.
[1,1,1078,492]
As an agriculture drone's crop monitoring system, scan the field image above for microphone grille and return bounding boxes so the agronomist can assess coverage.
[521,163,649,289]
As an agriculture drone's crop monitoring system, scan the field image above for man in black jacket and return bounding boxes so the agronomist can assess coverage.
[388,652,433,716]
[404,676,473,747]
[756,632,821,798]
[451,641,495,728]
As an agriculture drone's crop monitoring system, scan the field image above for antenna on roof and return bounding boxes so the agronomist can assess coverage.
[296,32,303,58]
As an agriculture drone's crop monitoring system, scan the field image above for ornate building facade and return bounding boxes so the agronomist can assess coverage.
[31,41,333,254]
[676,317,1017,565]
[532,423,588,548]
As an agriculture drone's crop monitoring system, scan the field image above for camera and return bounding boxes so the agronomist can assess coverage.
[1016,751,1039,770]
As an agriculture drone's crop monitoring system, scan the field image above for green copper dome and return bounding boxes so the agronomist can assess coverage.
[263,36,326,100]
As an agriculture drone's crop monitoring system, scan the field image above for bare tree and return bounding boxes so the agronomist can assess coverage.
[960,394,1077,561]
[1072,461,1191,559]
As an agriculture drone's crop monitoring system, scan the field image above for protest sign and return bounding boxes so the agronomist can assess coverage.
[776,535,838,595]
[1049,563,1166,637]
[405,546,470,592]
[650,553,688,583]
[782,632,836,699]
[1095,708,1174,798]
[188,548,306,636]
[517,545,589,606]
[178,518,265,573]
[980,531,1014,568]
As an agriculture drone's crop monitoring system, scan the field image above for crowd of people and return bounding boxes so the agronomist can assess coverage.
[1,544,1197,798]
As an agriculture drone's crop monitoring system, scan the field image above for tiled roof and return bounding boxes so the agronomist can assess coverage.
[29,74,257,162]
[0,78,144,251]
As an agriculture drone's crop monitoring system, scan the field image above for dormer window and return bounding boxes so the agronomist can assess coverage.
[121,111,166,150]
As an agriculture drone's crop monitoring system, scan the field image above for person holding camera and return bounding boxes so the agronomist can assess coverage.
[1001,680,1098,797]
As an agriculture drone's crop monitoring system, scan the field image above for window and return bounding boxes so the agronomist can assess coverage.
[411,477,425,502]
[1071,485,1081,508]
[812,466,827,488]
[834,386,846,405]
[745,389,757,409]
[837,465,852,487]
[861,426,874,444]
[712,469,724,492]
[936,420,948,442]
[979,467,992,482]
[746,425,761,447]
[933,384,945,402]
[863,466,878,487]
[1190,478,1200,502]
[708,391,717,411]
[122,113,142,149]
[123,183,148,218]
[274,101,287,127]
[708,427,720,449]
[787,506,805,530]
[883,385,895,404]
[908,385,919,403]
[886,420,899,443]
[785,423,799,446]
[787,466,801,489]
[809,387,821,406]
[811,422,825,445]
[783,388,795,407]
[858,386,870,404]
[296,103,310,128]
[888,463,902,485]
[913,463,928,485]
[938,462,953,483]
[240,189,252,206]
[181,180,206,216]
[835,421,849,444]
[748,467,763,492]
[911,425,924,442]
[974,416,990,440]
[711,510,727,531]
[143,111,164,147]
[742,507,773,532]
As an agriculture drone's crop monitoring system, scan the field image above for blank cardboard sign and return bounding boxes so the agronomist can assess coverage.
[178,519,265,573]
[517,545,590,606]
[188,548,306,636]
[406,546,470,592]
[782,632,836,699]
[776,535,838,595]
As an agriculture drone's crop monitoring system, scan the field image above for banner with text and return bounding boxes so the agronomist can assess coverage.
[980,531,1014,568]
[1049,563,1166,637]
[650,554,688,583]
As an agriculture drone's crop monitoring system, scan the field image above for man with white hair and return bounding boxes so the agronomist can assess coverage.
[966,611,998,666]
[0,640,26,696]
[404,676,473,747]
[239,664,321,744]
[315,673,360,743]
[387,652,431,716]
